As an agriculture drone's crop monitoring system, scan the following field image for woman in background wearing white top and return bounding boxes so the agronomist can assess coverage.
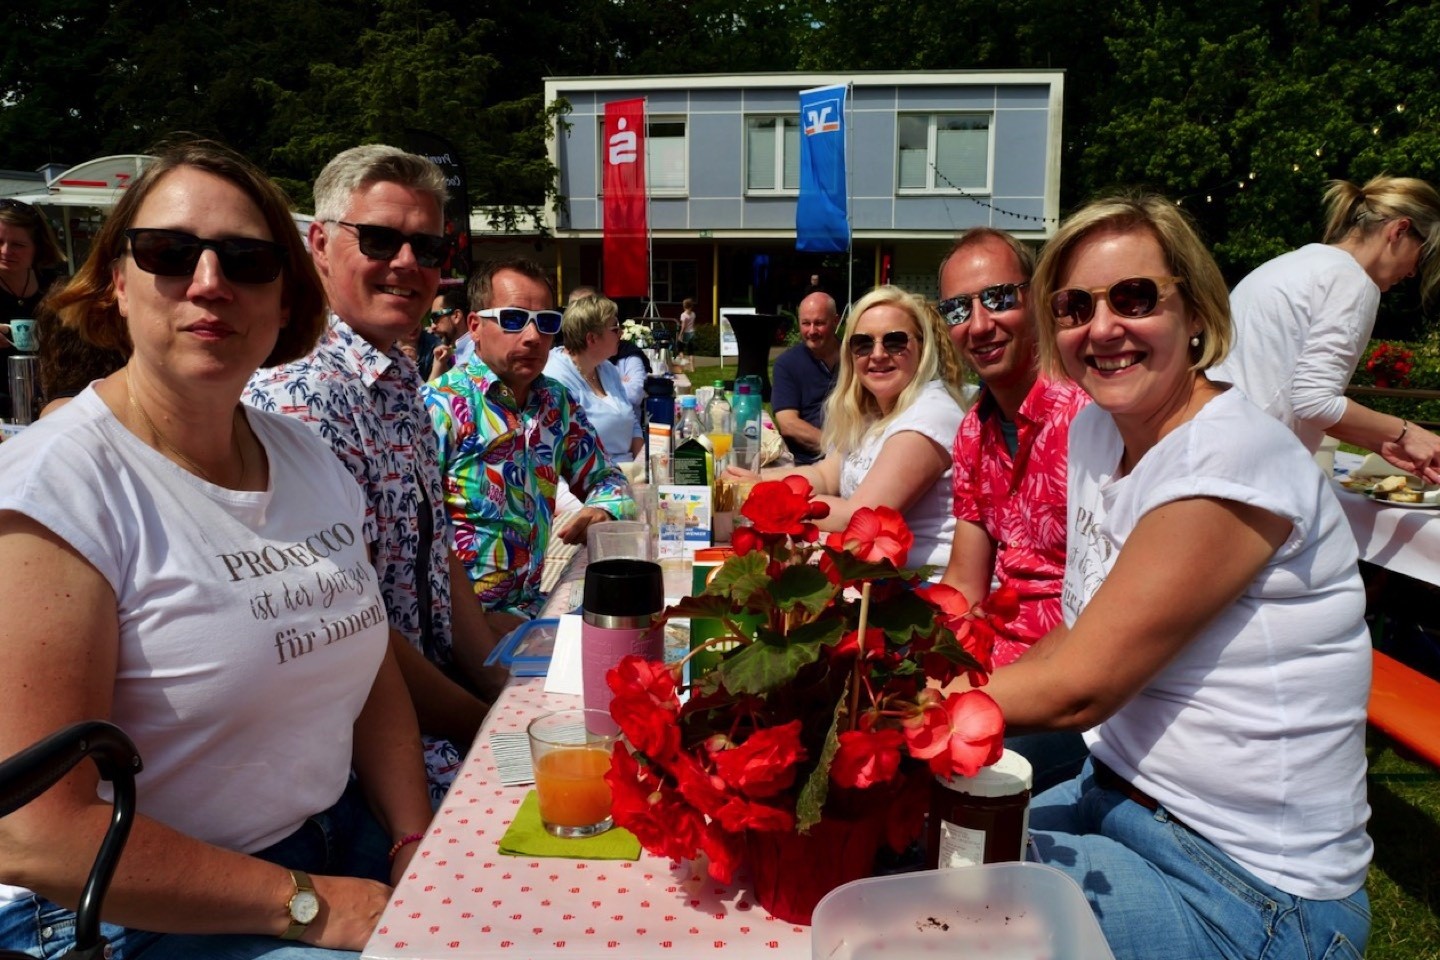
[1216,175,1440,482]
[971,194,1372,960]
[545,294,644,464]
[0,141,432,958]
[727,285,968,571]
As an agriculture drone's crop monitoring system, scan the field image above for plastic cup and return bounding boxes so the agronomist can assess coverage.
[587,520,653,561]
[527,709,620,838]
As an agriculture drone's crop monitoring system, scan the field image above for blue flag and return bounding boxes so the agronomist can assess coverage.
[797,84,849,253]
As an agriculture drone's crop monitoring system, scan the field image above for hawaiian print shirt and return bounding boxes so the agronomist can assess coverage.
[952,376,1090,666]
[423,357,635,617]
[245,316,461,801]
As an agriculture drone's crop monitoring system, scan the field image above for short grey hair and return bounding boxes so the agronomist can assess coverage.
[312,144,448,224]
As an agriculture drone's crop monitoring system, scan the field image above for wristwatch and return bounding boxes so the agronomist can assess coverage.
[281,869,320,940]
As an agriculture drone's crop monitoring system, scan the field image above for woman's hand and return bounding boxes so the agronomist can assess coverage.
[390,838,420,886]
[721,463,763,482]
[1381,422,1440,485]
[304,875,392,951]
[0,323,11,349]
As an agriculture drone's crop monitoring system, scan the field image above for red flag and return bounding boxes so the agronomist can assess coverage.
[603,98,648,298]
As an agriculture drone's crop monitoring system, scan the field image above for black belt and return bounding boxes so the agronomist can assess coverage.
[1093,758,1162,814]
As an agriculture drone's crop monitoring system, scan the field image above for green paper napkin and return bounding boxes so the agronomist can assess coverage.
[498,790,641,860]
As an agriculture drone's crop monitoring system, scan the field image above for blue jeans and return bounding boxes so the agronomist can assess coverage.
[1027,761,1370,960]
[1005,729,1089,794]
[0,781,390,960]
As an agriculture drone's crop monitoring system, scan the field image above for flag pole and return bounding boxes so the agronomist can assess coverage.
[845,82,854,320]
[643,96,658,320]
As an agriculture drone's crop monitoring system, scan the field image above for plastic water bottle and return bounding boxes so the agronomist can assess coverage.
[731,381,762,473]
[705,382,732,437]
[676,395,705,443]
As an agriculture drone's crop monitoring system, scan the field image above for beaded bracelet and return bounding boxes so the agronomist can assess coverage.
[388,832,425,861]
[1395,420,1410,444]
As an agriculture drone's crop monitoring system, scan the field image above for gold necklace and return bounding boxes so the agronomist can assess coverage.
[125,369,246,485]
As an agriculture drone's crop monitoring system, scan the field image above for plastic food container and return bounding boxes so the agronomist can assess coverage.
[483,618,559,676]
[810,862,1114,960]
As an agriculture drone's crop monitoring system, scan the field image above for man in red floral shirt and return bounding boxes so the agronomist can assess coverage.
[938,228,1090,667]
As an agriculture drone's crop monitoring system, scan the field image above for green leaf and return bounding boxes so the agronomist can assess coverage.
[771,564,837,617]
[866,589,942,645]
[704,551,775,614]
[715,624,833,695]
[795,678,848,832]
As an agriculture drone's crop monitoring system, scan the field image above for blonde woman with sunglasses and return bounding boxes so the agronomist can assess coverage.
[1216,175,1440,483]
[725,285,969,571]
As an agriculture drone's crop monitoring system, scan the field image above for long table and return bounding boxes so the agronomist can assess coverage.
[361,677,813,960]
[1332,452,1440,588]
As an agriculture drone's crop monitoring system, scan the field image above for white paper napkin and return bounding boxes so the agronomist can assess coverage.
[542,613,585,695]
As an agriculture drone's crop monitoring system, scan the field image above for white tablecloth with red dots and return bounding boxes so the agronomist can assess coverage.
[361,676,812,959]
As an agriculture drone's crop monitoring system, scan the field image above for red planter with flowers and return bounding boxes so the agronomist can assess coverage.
[604,476,1014,925]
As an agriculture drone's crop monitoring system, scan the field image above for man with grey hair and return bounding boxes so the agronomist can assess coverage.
[246,144,500,803]
[770,290,840,464]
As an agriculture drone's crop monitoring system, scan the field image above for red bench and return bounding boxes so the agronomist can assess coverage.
[1368,649,1440,770]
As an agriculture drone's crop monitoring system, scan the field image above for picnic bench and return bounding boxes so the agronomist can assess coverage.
[1369,649,1440,771]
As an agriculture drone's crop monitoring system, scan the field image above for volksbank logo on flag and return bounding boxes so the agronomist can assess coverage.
[804,99,841,135]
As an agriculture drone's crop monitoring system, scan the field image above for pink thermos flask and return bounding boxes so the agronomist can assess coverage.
[581,558,665,734]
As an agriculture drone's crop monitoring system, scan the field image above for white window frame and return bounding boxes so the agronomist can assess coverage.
[744,114,801,195]
[895,112,994,195]
[651,259,697,305]
[597,114,689,198]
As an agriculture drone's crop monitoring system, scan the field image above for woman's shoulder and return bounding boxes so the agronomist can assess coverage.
[0,388,112,475]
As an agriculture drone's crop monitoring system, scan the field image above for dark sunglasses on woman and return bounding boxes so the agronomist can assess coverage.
[478,307,564,336]
[848,330,917,358]
[1050,275,1184,327]
[326,220,449,268]
[936,281,1029,326]
[124,228,286,284]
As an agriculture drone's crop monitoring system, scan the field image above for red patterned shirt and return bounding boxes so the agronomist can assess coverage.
[952,376,1090,665]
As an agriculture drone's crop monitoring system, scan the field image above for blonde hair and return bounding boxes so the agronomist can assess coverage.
[1033,192,1232,380]
[821,285,968,454]
[1322,175,1440,301]
[561,294,618,353]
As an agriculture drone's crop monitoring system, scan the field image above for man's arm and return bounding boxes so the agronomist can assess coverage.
[774,409,824,456]
[940,519,997,610]
[446,549,510,701]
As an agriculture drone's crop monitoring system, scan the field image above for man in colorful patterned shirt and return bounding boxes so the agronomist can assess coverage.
[938,228,1090,666]
[246,145,499,803]
[423,257,634,627]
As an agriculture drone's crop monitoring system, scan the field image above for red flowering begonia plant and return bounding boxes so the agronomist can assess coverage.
[604,475,1014,884]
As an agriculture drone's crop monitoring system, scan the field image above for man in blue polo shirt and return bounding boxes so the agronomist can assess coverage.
[771,290,840,464]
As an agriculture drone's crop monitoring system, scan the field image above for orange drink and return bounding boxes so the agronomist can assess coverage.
[707,431,733,459]
[533,747,613,830]
[527,708,622,837]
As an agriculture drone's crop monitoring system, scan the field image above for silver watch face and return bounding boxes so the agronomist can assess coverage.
[290,890,320,924]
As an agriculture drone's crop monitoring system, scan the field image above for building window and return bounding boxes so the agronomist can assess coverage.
[652,259,697,305]
[896,113,991,192]
[745,116,800,193]
[601,116,688,195]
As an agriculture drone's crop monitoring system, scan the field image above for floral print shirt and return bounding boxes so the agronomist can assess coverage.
[422,357,635,617]
[245,316,462,801]
[951,376,1090,666]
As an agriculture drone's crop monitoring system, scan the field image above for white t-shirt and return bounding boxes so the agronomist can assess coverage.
[1063,387,1372,899]
[0,388,387,893]
[840,379,963,572]
[1214,243,1380,452]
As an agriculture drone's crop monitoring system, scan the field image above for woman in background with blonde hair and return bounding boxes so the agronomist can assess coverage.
[726,284,968,571]
[1217,174,1440,482]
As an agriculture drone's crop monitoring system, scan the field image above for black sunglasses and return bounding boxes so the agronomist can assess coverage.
[329,220,449,268]
[124,228,286,284]
[848,330,917,358]
[937,281,1029,326]
[426,308,458,326]
[1049,276,1183,328]
[478,307,564,336]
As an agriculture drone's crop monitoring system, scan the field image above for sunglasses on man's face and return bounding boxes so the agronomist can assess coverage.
[124,228,286,284]
[426,308,457,326]
[478,307,564,336]
[937,281,1028,326]
[848,330,917,358]
[329,220,449,268]
[1049,276,1183,328]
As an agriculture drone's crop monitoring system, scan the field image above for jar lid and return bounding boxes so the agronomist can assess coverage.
[934,748,1033,797]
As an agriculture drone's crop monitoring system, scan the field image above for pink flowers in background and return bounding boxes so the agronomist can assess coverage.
[603,476,1011,887]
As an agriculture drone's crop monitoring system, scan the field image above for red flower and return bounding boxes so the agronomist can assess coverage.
[731,525,764,556]
[607,655,679,708]
[608,656,683,761]
[830,729,905,788]
[741,476,828,536]
[606,746,705,862]
[699,824,745,884]
[903,690,1005,778]
[709,721,806,798]
[831,626,888,660]
[835,506,913,567]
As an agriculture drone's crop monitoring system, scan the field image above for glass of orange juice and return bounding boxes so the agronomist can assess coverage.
[527,709,622,837]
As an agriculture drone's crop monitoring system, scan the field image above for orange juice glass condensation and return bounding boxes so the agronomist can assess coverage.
[533,746,614,828]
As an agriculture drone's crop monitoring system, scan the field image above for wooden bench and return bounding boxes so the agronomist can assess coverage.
[1368,649,1440,772]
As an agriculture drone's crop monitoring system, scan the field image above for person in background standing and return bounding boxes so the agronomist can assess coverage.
[677,297,697,357]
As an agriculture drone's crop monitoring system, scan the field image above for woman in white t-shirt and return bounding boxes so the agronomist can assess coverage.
[970,194,1373,960]
[0,142,432,958]
[727,285,968,571]
[1216,175,1440,482]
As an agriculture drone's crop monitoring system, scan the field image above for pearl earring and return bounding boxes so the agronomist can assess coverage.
[1189,335,1200,348]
